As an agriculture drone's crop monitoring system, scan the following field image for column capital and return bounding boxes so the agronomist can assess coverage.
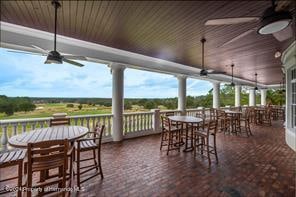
[175,74,187,80]
[109,63,126,71]
[211,81,221,86]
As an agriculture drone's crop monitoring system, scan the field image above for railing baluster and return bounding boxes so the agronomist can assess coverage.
[1,125,8,149]
[13,124,18,136]
[108,116,111,136]
[22,123,27,133]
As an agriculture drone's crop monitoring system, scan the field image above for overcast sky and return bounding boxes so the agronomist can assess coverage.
[0,48,212,98]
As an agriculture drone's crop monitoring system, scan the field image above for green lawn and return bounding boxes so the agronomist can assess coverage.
[0,103,153,120]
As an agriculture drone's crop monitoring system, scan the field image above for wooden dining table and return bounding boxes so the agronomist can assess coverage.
[168,116,203,152]
[8,125,89,148]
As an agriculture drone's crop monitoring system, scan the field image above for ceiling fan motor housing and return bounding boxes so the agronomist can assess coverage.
[258,6,292,34]
[45,51,63,64]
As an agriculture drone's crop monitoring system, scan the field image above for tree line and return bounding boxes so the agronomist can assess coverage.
[0,95,36,116]
[0,85,285,116]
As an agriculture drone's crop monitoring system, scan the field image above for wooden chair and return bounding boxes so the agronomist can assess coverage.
[193,120,219,167]
[240,108,253,136]
[216,110,230,134]
[160,116,182,155]
[262,107,272,126]
[75,124,105,189]
[24,139,72,197]
[49,117,70,127]
[0,149,26,197]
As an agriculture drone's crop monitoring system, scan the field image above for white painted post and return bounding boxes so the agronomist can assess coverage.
[261,89,267,106]
[177,75,187,115]
[110,63,125,142]
[249,89,256,106]
[151,109,160,133]
[212,82,220,108]
[235,85,241,107]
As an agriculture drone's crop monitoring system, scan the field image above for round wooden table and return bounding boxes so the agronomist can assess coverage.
[168,116,203,152]
[8,126,89,148]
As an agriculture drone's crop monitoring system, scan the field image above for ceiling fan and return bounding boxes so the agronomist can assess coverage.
[254,73,259,90]
[8,0,86,67]
[199,38,226,76]
[230,64,235,86]
[205,0,294,47]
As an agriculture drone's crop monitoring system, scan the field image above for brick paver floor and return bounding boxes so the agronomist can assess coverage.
[1,121,295,197]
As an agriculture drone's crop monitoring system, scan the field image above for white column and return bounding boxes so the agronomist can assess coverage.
[249,89,256,106]
[235,85,241,107]
[177,75,187,115]
[212,82,220,108]
[110,63,125,142]
[260,89,267,106]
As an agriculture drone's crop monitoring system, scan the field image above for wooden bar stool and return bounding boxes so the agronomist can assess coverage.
[160,116,182,155]
[0,149,26,197]
[24,139,72,197]
[193,120,219,167]
[75,124,105,189]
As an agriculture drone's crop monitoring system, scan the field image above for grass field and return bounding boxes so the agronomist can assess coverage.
[0,103,154,120]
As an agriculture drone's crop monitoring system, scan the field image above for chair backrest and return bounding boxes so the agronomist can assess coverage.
[27,139,69,172]
[26,140,69,196]
[209,108,217,120]
[216,110,226,119]
[165,112,175,117]
[49,117,70,127]
[93,123,105,146]
[206,120,218,135]
[161,116,171,131]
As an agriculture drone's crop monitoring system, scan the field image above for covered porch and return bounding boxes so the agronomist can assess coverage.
[0,1,295,196]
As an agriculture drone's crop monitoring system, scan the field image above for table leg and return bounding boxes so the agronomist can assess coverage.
[183,123,194,152]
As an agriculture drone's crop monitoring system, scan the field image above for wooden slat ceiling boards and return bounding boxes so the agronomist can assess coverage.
[1,0,295,85]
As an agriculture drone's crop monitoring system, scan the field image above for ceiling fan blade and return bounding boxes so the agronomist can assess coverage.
[63,58,84,67]
[272,25,293,41]
[205,17,259,26]
[63,55,87,60]
[219,28,256,47]
[31,45,48,54]
[208,71,227,75]
[7,50,44,56]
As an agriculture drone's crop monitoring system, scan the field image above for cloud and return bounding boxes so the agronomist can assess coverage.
[0,49,211,98]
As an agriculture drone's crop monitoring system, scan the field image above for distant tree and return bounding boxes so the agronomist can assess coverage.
[124,101,132,110]
[143,101,157,109]
[78,104,83,110]
[0,101,15,116]
[66,103,74,108]
[19,102,36,112]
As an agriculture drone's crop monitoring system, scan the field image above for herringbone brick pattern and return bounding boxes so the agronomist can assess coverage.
[1,121,295,197]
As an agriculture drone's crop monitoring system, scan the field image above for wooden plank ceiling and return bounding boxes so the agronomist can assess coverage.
[1,0,294,85]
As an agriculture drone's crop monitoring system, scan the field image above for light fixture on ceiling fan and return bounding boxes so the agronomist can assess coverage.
[199,38,226,76]
[7,0,87,67]
[205,0,294,47]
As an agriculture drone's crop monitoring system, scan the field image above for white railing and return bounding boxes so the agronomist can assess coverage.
[0,114,113,149]
[0,107,248,150]
[123,111,155,138]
